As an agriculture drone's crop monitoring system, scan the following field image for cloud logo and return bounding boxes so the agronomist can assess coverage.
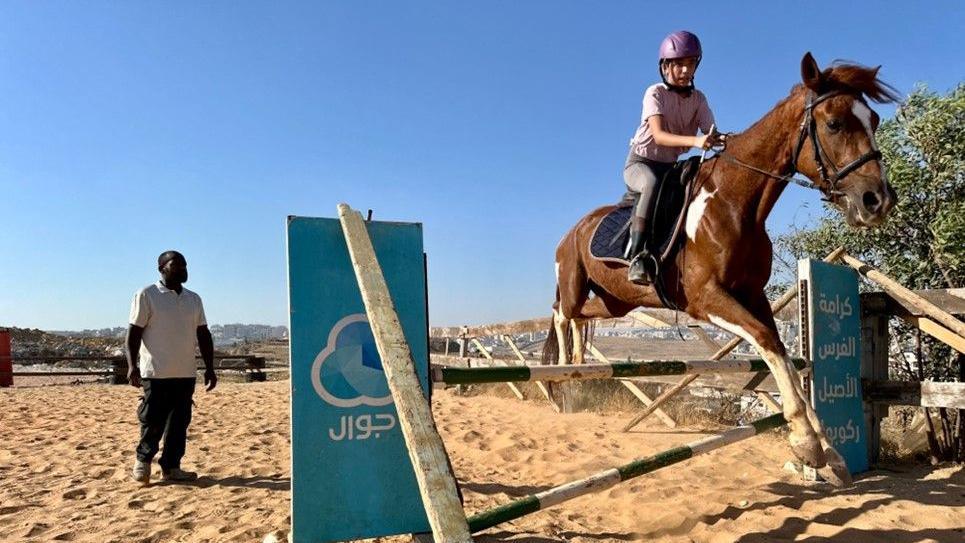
[311,313,392,408]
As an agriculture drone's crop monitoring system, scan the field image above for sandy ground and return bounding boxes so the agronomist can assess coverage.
[0,380,962,543]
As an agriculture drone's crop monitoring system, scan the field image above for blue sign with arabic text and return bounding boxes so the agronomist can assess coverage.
[798,259,868,474]
[287,216,430,542]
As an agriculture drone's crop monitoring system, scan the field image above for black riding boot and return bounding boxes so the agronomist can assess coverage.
[626,218,651,285]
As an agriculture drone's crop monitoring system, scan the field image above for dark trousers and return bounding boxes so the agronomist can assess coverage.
[136,378,196,470]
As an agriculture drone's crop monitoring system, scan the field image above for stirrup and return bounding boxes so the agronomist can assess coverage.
[627,253,651,285]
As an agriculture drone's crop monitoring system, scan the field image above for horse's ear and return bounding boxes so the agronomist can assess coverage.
[801,52,822,92]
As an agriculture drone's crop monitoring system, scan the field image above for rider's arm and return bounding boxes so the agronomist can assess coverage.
[648,115,711,150]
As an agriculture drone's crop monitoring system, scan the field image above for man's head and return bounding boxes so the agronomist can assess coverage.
[158,250,188,285]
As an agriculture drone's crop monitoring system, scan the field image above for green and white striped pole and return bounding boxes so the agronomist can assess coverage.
[434,358,806,385]
[466,413,787,533]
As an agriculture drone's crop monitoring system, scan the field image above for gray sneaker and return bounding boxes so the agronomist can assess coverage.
[131,460,151,484]
[161,468,198,482]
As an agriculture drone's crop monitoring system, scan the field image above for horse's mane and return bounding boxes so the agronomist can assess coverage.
[800,61,901,104]
[724,60,900,144]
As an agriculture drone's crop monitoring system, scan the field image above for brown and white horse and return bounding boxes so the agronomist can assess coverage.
[545,53,898,485]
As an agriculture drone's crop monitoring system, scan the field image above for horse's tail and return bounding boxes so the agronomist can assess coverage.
[541,287,567,366]
[542,315,595,366]
[541,314,560,366]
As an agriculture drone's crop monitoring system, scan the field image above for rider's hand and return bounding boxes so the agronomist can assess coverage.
[695,134,713,150]
[710,131,727,149]
[696,132,726,151]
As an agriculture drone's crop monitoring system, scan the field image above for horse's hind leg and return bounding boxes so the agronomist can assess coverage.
[693,285,833,479]
[552,309,569,365]
[554,255,589,365]
[571,318,585,364]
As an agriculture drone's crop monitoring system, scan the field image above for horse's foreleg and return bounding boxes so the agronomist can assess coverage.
[695,285,829,474]
[739,294,853,486]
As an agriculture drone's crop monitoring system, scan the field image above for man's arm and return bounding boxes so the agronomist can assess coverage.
[197,325,216,391]
[126,324,144,387]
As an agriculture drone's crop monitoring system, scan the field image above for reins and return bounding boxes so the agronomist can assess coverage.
[709,89,882,200]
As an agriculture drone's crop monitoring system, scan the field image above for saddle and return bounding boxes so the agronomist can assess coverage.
[588,155,703,309]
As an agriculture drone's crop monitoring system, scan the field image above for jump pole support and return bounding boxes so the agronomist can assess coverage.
[466,413,788,533]
[621,246,846,432]
[585,340,677,428]
[337,203,472,543]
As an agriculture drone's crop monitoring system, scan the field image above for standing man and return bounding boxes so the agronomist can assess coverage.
[127,250,216,484]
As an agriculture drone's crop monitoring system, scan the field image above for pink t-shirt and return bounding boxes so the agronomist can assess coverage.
[629,83,715,163]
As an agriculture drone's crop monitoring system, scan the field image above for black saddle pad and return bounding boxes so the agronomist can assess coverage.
[588,156,701,265]
[589,205,632,263]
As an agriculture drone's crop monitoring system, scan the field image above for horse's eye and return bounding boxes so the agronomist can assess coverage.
[826,119,843,132]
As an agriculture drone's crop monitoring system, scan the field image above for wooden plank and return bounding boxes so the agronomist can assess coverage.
[431,317,552,338]
[741,371,771,392]
[756,391,783,413]
[503,335,558,411]
[621,246,846,432]
[921,382,965,409]
[619,380,678,428]
[915,288,965,316]
[585,341,676,428]
[864,380,965,409]
[626,311,672,328]
[687,324,724,351]
[2,371,115,377]
[839,253,965,339]
[471,338,524,400]
[899,314,965,354]
[870,288,965,318]
[337,203,471,542]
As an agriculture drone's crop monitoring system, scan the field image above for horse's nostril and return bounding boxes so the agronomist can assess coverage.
[863,191,881,212]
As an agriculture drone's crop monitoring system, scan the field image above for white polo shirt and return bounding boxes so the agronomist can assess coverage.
[129,281,207,379]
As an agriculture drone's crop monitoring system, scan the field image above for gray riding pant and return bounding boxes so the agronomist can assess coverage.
[623,153,673,221]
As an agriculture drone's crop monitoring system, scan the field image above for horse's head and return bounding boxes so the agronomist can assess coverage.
[793,53,900,227]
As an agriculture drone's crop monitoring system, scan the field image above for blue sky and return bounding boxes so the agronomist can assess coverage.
[0,2,961,330]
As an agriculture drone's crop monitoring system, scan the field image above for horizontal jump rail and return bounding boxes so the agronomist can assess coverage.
[864,380,965,409]
[1,364,271,379]
[466,413,788,533]
[432,358,806,385]
[0,370,116,378]
[1,354,265,362]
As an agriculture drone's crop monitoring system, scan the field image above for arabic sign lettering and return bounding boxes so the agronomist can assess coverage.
[288,217,430,542]
[798,259,869,474]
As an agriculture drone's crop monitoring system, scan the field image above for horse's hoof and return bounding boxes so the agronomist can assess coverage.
[818,447,854,488]
[789,432,827,469]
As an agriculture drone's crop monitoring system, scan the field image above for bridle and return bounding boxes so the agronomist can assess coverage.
[715,90,882,200]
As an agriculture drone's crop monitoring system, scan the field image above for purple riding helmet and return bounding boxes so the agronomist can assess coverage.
[658,30,702,90]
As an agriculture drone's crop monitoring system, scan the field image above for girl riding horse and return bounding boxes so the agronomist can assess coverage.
[547,52,898,487]
[625,30,724,285]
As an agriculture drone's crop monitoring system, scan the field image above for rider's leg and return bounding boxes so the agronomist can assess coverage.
[623,162,661,284]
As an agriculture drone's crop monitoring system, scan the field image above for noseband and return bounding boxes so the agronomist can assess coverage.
[716,90,883,200]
